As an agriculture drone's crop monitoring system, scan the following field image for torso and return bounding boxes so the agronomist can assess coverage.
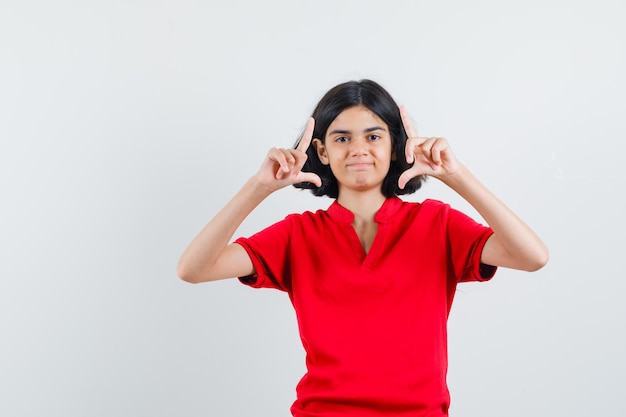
[235,197,496,417]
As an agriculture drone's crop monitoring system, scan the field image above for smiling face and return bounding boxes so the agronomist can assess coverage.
[313,105,394,197]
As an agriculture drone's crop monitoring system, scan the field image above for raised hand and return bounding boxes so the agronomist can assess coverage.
[398,106,461,189]
[255,117,322,193]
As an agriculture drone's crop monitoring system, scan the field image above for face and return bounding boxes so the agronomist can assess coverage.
[313,105,394,196]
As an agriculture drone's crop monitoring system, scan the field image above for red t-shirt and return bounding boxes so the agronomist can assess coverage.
[235,197,496,417]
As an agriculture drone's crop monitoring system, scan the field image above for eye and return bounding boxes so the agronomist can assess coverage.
[335,136,349,143]
[368,134,381,141]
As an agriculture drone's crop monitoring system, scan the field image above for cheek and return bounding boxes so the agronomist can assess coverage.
[328,154,348,174]
[378,146,394,162]
[328,157,343,172]
[326,150,345,164]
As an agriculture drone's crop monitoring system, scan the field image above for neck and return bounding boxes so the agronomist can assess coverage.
[337,189,387,224]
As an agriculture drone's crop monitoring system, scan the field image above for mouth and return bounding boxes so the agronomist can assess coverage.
[346,162,374,169]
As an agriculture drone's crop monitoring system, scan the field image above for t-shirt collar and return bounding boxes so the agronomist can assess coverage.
[327,196,403,224]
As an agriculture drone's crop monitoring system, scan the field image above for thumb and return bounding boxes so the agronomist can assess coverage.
[295,172,322,188]
[398,166,422,190]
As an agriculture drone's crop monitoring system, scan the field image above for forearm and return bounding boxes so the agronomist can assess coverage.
[439,164,549,271]
[176,177,270,282]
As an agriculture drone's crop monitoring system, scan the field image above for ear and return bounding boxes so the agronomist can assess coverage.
[312,138,330,165]
[391,151,397,161]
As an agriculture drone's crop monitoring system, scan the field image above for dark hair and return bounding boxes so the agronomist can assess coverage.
[293,79,425,198]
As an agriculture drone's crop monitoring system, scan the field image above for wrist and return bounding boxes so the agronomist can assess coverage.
[436,163,470,188]
[239,176,271,201]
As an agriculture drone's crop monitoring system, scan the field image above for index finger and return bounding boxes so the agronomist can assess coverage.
[295,117,315,152]
[400,105,418,138]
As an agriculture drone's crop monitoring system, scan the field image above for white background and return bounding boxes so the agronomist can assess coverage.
[1,1,625,416]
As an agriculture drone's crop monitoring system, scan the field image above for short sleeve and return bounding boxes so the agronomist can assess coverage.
[443,203,497,282]
[234,215,295,292]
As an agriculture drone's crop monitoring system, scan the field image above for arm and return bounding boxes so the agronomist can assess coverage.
[398,106,548,272]
[176,118,321,283]
[438,165,548,271]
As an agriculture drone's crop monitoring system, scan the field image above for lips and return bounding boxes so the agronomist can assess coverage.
[346,162,374,168]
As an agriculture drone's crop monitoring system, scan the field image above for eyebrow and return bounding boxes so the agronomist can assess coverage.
[327,126,387,136]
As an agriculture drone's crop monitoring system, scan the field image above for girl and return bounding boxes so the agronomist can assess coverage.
[177,79,548,416]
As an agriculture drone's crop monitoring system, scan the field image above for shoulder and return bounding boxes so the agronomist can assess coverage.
[396,198,451,218]
[285,207,329,221]
[419,198,450,210]
[414,199,480,226]
[389,198,468,233]
[282,207,333,228]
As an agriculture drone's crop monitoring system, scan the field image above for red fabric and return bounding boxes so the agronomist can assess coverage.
[235,197,495,417]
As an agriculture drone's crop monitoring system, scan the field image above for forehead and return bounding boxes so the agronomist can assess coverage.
[328,105,387,131]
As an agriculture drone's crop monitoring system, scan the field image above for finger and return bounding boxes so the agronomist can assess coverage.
[404,136,427,164]
[401,107,422,164]
[421,137,448,169]
[400,105,418,139]
[419,137,438,169]
[295,117,315,153]
[430,138,444,166]
[281,148,296,171]
[268,148,291,179]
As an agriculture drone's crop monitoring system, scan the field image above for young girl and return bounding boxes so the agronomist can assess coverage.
[177,79,548,417]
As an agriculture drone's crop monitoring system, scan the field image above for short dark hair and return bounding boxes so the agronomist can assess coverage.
[293,79,425,198]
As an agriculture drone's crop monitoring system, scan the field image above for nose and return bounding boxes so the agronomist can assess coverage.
[349,137,369,156]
